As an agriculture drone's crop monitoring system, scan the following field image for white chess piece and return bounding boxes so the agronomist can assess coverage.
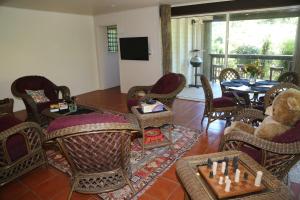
[218,176,224,185]
[225,179,231,192]
[212,161,218,176]
[221,161,226,174]
[234,169,240,183]
[225,175,229,182]
[254,171,263,186]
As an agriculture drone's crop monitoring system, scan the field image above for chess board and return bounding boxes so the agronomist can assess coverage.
[198,161,266,199]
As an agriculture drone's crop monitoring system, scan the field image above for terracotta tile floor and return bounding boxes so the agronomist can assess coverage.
[1,87,297,200]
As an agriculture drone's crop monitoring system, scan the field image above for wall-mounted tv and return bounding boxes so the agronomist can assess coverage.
[119,37,149,61]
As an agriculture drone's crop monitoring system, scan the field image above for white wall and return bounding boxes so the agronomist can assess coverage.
[94,6,163,93]
[0,6,99,111]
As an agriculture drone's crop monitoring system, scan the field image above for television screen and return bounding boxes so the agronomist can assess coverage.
[119,37,149,60]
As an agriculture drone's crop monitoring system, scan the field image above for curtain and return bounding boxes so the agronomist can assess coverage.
[294,18,300,74]
[171,17,203,85]
[160,5,172,75]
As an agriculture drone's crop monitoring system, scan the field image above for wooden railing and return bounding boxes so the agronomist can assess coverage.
[209,53,294,81]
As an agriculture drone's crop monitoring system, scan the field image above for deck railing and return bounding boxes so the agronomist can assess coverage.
[209,53,294,81]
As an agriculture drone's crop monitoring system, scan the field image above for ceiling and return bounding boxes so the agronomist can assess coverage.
[0,0,231,15]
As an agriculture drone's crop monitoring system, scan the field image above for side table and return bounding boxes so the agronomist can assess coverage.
[131,106,174,156]
[176,151,290,200]
[0,98,14,115]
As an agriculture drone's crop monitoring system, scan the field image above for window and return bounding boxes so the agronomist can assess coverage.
[107,25,118,52]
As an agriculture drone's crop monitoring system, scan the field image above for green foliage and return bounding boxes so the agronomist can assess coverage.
[231,45,259,55]
[280,39,294,55]
[212,36,224,54]
[261,38,271,55]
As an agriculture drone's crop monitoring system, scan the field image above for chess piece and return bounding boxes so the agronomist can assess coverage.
[225,179,231,192]
[224,167,228,176]
[219,176,224,185]
[209,171,214,178]
[224,157,229,165]
[233,156,239,172]
[207,158,213,169]
[225,175,229,182]
[234,169,240,183]
[221,161,226,174]
[244,172,248,180]
[212,161,218,176]
[254,171,263,186]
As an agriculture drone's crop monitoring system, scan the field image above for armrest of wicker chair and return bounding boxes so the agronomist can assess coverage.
[127,85,152,99]
[220,130,300,180]
[0,121,46,185]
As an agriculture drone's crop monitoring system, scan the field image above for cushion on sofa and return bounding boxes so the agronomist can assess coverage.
[0,114,28,162]
[212,97,236,108]
[47,112,128,133]
[150,73,182,94]
[272,120,300,143]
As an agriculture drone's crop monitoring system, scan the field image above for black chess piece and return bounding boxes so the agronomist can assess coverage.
[244,172,249,180]
[207,158,213,169]
[224,157,229,165]
[224,167,228,176]
[233,156,239,168]
[209,171,214,178]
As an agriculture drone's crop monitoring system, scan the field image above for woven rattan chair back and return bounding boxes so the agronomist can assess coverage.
[46,120,139,200]
[263,82,300,110]
[219,68,240,94]
[200,75,214,111]
[277,72,299,86]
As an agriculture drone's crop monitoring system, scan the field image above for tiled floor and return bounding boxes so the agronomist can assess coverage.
[1,87,297,200]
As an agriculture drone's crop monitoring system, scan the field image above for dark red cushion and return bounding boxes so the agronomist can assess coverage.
[150,73,182,94]
[127,98,140,110]
[47,112,129,133]
[15,76,58,100]
[212,97,236,108]
[0,115,28,162]
[272,120,300,143]
[240,145,262,164]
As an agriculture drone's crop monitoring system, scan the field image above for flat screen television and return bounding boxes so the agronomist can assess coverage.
[119,37,149,60]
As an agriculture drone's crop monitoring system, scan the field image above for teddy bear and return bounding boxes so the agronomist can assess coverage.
[224,88,300,140]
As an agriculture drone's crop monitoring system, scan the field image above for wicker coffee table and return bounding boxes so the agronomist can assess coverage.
[176,151,290,200]
[131,106,174,156]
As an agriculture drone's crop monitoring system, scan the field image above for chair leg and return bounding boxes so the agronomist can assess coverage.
[67,181,76,200]
[206,116,211,133]
[122,170,135,194]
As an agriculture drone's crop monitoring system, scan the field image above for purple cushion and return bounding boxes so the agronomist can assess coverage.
[127,98,140,110]
[150,73,182,94]
[0,115,28,162]
[272,120,300,143]
[47,112,128,133]
[212,97,236,108]
[240,145,262,164]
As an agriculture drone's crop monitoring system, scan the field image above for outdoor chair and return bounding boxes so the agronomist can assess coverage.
[11,75,70,125]
[200,75,239,132]
[127,73,186,111]
[219,68,250,105]
[278,71,300,86]
[0,114,46,186]
[219,108,300,180]
[45,112,140,200]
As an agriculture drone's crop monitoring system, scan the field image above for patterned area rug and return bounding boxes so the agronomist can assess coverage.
[46,125,202,200]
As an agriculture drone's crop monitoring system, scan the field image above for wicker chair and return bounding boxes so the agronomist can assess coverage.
[278,71,300,86]
[127,73,186,110]
[45,112,140,200]
[11,75,70,125]
[200,75,239,132]
[219,68,250,105]
[220,108,300,180]
[0,114,46,186]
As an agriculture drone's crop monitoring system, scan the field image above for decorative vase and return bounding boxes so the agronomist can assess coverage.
[249,75,256,85]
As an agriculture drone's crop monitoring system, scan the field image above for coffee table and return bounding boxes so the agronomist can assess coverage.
[176,151,289,200]
[42,104,97,120]
[131,106,174,156]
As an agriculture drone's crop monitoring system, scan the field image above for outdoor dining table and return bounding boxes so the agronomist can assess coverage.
[221,79,279,105]
[221,79,279,93]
